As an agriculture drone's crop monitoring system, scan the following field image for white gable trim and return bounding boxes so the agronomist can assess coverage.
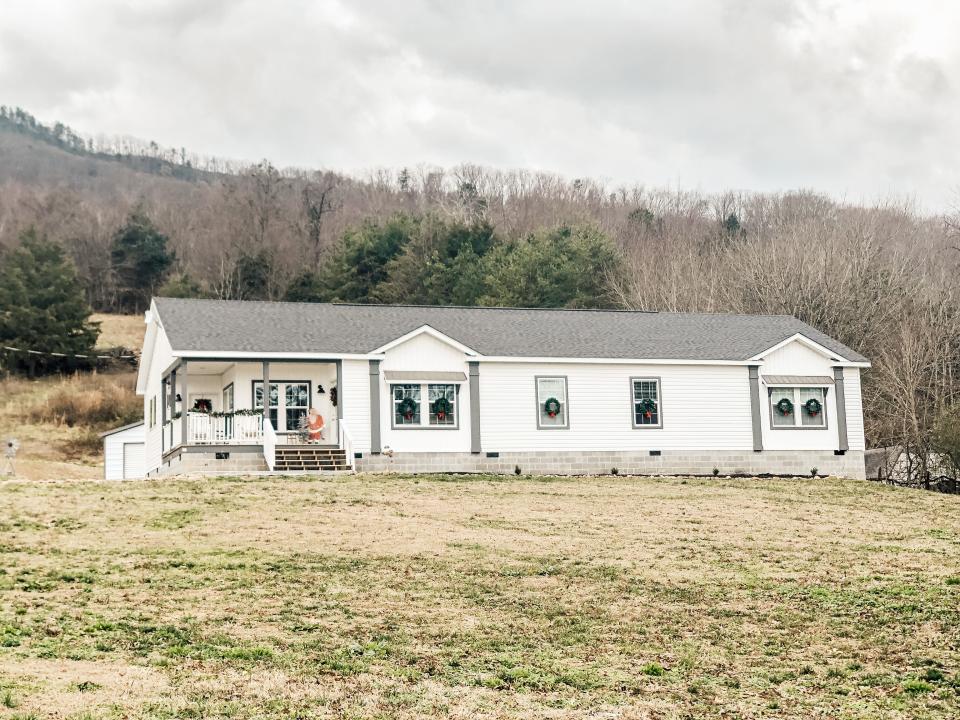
[750,333,870,367]
[370,324,478,356]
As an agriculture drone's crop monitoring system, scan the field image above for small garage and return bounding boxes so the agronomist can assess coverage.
[101,422,145,480]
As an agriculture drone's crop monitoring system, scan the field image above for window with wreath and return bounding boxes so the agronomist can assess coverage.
[391,383,458,428]
[428,384,456,426]
[536,376,568,428]
[631,378,661,427]
[770,386,826,428]
[393,384,421,426]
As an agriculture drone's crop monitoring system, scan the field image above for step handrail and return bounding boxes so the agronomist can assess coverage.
[338,419,355,471]
[263,416,277,471]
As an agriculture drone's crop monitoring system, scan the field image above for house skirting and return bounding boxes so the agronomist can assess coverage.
[356,449,867,480]
[152,446,268,476]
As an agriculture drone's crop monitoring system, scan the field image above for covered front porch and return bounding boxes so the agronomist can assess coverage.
[159,358,354,470]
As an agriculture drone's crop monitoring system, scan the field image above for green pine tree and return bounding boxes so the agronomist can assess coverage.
[0,229,100,376]
[110,210,175,312]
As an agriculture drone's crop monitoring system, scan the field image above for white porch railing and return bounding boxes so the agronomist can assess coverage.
[338,419,355,471]
[166,413,264,449]
[263,417,277,471]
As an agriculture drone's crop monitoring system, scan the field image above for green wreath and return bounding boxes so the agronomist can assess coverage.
[543,397,562,418]
[432,396,453,420]
[775,397,794,416]
[638,397,657,420]
[804,398,822,417]
[397,396,418,421]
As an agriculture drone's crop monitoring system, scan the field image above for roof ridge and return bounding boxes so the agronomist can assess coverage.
[156,296,800,319]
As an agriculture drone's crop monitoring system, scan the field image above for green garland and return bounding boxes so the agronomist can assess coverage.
[804,398,822,416]
[543,397,562,418]
[432,396,453,420]
[398,396,419,420]
[775,397,794,416]
[169,408,263,421]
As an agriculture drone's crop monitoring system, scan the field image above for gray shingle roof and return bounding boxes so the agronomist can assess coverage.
[152,298,868,363]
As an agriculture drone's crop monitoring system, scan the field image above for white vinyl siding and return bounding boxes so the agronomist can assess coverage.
[481,363,753,451]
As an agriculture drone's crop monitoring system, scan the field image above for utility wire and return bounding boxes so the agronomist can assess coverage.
[1,345,138,360]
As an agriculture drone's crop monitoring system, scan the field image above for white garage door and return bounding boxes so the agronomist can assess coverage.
[122,442,145,479]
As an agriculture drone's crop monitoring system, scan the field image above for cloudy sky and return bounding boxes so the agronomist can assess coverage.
[1,0,957,209]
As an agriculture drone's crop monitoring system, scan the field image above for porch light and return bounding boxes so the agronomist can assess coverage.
[317,385,325,394]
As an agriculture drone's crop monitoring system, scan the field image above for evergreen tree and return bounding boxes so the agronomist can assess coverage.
[110,211,175,313]
[480,225,623,308]
[0,229,100,376]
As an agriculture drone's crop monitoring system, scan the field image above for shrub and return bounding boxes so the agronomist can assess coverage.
[28,372,141,430]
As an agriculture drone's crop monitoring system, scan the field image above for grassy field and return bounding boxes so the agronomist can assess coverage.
[0,474,957,719]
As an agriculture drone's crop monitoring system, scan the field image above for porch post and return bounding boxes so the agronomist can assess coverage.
[160,376,167,452]
[468,361,481,453]
[262,361,271,429]
[833,366,849,453]
[335,359,342,431]
[179,360,188,446]
[748,365,763,452]
[169,368,177,449]
[369,359,381,454]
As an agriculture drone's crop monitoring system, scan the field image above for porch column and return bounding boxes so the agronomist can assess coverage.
[169,368,177,450]
[160,376,167,453]
[468,361,481,453]
[369,359,381,454]
[179,360,188,446]
[335,359,342,433]
[262,361,271,429]
[833,366,849,453]
[748,365,763,452]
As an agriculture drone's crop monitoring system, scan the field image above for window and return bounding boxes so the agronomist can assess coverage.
[390,383,459,428]
[536,376,568,429]
[770,386,827,428]
[222,383,234,412]
[393,384,422,426]
[149,396,156,428]
[254,381,311,433]
[428,384,456,426]
[631,378,662,428]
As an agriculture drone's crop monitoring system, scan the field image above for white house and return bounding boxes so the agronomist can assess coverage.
[135,298,870,478]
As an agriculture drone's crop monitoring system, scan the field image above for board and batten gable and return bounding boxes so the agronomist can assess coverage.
[376,330,474,453]
[755,338,865,453]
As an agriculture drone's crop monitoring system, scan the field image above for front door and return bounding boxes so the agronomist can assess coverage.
[254,381,310,434]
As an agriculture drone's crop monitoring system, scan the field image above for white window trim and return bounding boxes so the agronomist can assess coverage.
[630,377,663,429]
[535,375,569,430]
[768,386,829,430]
[390,382,459,430]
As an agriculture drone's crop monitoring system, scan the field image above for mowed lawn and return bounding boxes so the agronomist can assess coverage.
[0,475,958,719]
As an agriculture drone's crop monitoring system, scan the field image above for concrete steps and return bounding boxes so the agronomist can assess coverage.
[274,445,350,472]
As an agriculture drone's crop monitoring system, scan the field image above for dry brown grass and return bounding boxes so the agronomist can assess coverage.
[0,313,142,477]
[0,474,957,719]
[90,313,144,350]
[26,372,141,429]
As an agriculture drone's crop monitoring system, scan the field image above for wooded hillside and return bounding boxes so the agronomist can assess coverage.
[2,106,959,482]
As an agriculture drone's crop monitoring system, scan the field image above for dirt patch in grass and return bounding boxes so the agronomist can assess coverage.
[0,658,169,718]
[0,474,957,718]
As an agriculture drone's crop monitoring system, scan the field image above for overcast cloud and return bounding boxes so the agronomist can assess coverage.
[0,0,957,209]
